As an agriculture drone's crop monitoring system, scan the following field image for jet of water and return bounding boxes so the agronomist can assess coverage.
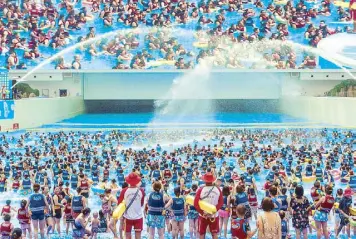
[150,58,215,125]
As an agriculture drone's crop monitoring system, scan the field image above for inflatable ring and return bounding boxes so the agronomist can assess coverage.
[148,59,176,67]
[275,15,288,24]
[186,195,216,214]
[91,186,105,194]
[330,169,341,181]
[350,218,356,227]
[274,0,288,5]
[113,201,126,219]
[350,207,356,216]
[193,42,209,49]
[302,175,316,183]
[85,15,95,21]
[13,29,25,33]
[289,176,301,183]
[334,1,356,8]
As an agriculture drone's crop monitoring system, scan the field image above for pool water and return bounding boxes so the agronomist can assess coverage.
[0,113,354,239]
[3,0,352,70]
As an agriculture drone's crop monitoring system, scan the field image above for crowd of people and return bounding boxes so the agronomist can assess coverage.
[0,0,352,70]
[0,128,353,239]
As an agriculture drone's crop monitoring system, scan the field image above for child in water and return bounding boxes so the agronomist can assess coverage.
[91,212,100,239]
[280,211,288,239]
[17,200,31,239]
[1,200,16,217]
[231,205,257,239]
[0,214,14,239]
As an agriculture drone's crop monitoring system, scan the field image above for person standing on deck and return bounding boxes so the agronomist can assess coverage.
[194,172,223,239]
[117,173,145,239]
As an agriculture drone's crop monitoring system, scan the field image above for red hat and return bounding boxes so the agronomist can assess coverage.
[202,172,216,183]
[125,173,141,186]
[344,188,353,197]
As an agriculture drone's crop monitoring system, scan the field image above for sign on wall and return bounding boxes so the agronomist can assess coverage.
[0,100,15,119]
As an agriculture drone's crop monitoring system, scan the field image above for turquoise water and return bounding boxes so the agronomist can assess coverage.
[59,113,306,124]
[41,113,310,129]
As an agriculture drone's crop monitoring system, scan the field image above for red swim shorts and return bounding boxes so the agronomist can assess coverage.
[124,218,143,233]
[198,216,220,235]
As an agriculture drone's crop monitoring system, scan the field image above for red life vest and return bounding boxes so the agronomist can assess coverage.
[164,169,172,179]
[310,187,320,201]
[17,208,30,224]
[1,206,10,215]
[231,218,247,239]
[279,171,287,177]
[319,195,335,213]
[248,194,258,207]
[0,222,12,237]
[64,204,72,218]
[30,9,39,17]
[80,179,89,190]
[12,181,20,190]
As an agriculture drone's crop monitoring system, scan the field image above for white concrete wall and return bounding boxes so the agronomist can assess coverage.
[0,96,85,130]
[15,73,83,98]
[280,96,356,127]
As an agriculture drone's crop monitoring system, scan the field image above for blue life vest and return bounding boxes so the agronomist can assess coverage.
[221,196,228,210]
[186,171,193,183]
[53,166,59,176]
[70,175,78,187]
[172,172,178,182]
[172,197,185,216]
[92,175,99,184]
[29,193,46,213]
[72,195,83,213]
[0,180,5,192]
[224,171,232,182]
[62,170,69,181]
[147,192,164,215]
[315,167,323,178]
[295,170,302,179]
[281,220,288,237]
[286,165,291,176]
[78,162,84,169]
[84,163,90,171]
[39,174,45,185]
[92,164,98,172]
[22,178,32,190]
[272,197,281,212]
[189,192,197,211]
[4,165,10,176]
[176,165,182,173]
[305,165,313,177]
[117,173,125,184]
[266,171,274,181]
[245,175,253,186]
[235,192,248,205]
[152,170,161,180]
[141,178,146,188]
[278,195,288,211]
